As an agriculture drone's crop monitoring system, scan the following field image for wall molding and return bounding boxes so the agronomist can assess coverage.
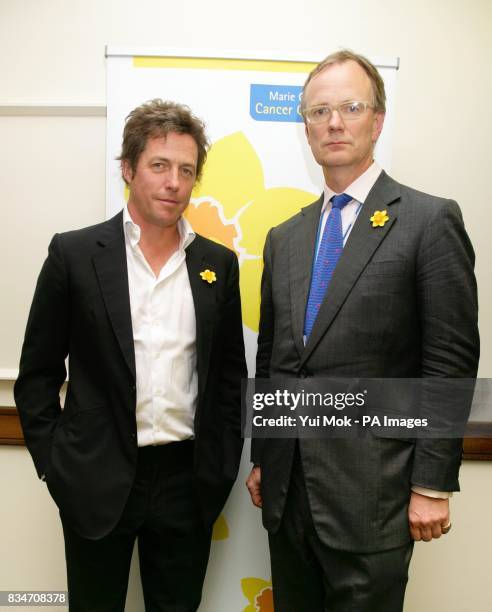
[0,368,18,381]
[0,104,106,116]
[1,406,491,459]
[0,408,24,445]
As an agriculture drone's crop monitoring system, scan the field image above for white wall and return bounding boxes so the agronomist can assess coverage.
[1,1,491,610]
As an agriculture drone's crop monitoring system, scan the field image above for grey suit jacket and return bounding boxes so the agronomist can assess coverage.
[252,171,479,552]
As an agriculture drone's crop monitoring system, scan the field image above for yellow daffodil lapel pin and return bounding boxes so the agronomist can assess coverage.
[200,269,217,284]
[370,210,389,228]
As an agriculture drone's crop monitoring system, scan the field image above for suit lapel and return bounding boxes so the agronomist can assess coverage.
[92,212,136,380]
[300,172,401,368]
[290,195,324,356]
[185,238,217,402]
[92,218,217,399]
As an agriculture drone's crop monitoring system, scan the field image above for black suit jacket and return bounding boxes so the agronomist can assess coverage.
[252,172,479,552]
[15,211,247,539]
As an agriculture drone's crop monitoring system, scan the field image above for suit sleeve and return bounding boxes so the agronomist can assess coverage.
[411,199,479,491]
[256,228,275,379]
[214,251,247,465]
[251,228,275,464]
[14,234,69,478]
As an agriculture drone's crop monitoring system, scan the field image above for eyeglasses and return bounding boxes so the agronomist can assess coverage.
[302,101,374,124]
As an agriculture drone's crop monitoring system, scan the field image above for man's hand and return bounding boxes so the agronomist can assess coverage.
[246,465,262,508]
[408,492,450,541]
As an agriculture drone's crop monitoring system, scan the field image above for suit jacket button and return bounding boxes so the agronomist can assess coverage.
[298,368,307,378]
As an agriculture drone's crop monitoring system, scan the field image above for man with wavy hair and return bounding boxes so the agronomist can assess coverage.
[16,99,246,611]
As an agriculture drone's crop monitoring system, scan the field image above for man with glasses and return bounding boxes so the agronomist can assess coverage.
[246,50,478,611]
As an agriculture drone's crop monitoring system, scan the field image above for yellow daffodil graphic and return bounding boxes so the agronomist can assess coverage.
[370,209,389,227]
[212,514,229,541]
[241,577,274,612]
[186,131,316,332]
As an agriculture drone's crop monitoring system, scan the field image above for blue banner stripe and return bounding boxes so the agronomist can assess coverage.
[250,84,303,123]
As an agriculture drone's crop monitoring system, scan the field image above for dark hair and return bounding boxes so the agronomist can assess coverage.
[118,98,210,183]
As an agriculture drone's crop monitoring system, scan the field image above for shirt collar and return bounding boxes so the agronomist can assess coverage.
[123,204,196,250]
[322,162,383,212]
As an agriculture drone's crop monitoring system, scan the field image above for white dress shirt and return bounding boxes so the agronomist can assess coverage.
[317,161,383,253]
[123,205,198,447]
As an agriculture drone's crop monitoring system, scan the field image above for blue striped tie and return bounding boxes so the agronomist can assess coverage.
[304,193,352,338]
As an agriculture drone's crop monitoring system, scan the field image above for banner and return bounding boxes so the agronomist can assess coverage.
[106,47,399,611]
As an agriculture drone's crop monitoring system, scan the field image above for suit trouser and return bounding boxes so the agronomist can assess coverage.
[268,444,413,612]
[61,440,212,612]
